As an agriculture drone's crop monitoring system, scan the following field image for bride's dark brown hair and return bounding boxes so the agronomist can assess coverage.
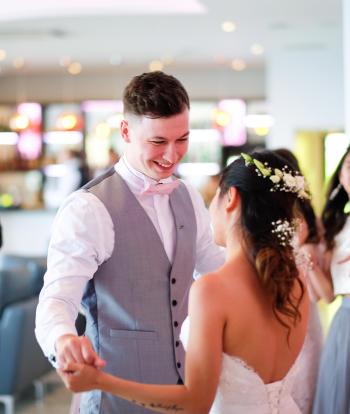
[322,146,350,249]
[218,150,304,333]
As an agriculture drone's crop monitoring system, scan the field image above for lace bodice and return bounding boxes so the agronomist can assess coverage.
[180,317,303,414]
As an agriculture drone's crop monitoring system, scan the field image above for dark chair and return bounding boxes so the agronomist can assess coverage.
[0,256,53,414]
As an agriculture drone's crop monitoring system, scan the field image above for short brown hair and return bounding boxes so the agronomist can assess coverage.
[123,71,190,118]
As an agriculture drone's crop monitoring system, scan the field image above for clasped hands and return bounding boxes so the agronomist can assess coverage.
[55,334,106,393]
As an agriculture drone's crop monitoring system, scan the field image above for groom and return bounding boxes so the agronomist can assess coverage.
[35,71,224,413]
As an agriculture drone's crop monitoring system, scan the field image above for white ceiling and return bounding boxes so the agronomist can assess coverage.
[0,0,342,75]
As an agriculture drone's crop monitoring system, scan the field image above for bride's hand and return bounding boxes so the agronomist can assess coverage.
[58,362,101,392]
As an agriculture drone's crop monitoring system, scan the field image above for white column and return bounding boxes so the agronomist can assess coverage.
[266,35,344,149]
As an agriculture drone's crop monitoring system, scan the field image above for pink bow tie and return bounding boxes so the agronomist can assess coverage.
[141,180,180,196]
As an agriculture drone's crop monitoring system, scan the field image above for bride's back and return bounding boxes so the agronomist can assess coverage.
[217,256,309,384]
[207,150,311,386]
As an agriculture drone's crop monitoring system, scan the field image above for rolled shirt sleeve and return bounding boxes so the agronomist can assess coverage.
[35,190,114,361]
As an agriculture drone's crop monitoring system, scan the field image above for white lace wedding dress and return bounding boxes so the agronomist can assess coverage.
[180,317,304,414]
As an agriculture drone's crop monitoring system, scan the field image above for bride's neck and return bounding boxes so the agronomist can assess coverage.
[225,238,245,261]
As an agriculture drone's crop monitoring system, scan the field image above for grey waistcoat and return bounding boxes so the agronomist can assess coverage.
[79,169,197,413]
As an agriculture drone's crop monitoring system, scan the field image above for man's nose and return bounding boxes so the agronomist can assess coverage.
[163,145,177,163]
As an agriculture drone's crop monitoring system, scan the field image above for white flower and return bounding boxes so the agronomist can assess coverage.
[274,168,283,178]
[283,173,296,188]
[298,190,311,199]
[270,175,281,184]
[295,176,305,191]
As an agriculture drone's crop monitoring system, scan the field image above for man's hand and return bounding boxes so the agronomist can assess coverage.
[55,334,106,369]
[58,362,100,393]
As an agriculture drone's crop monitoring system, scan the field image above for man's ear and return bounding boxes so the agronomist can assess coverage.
[120,119,130,143]
[226,187,239,212]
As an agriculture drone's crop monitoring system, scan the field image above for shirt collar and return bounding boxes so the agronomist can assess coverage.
[114,155,174,194]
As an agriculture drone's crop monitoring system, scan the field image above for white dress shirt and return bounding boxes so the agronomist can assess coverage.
[35,156,225,359]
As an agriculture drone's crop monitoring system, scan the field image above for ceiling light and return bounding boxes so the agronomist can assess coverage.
[231,59,246,71]
[67,62,82,75]
[149,60,164,72]
[221,21,236,32]
[250,44,265,55]
[0,49,7,61]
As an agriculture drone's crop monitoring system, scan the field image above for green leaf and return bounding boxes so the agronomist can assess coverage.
[253,159,271,177]
[241,152,253,165]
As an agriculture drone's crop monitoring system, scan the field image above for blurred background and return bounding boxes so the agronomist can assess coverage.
[0,1,347,235]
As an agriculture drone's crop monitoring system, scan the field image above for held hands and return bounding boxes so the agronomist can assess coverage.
[58,362,100,393]
[55,334,106,369]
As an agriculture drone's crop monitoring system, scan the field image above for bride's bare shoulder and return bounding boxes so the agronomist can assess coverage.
[189,272,225,304]
[190,264,248,305]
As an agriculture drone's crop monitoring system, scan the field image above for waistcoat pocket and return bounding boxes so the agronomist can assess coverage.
[109,329,158,340]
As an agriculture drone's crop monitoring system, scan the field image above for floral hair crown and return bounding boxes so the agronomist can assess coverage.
[241,153,311,200]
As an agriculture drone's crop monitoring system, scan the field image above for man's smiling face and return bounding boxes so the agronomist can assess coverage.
[121,108,189,181]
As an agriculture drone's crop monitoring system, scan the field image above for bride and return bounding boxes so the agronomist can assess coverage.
[58,151,311,414]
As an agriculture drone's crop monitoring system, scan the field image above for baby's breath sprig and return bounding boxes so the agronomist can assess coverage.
[271,219,295,247]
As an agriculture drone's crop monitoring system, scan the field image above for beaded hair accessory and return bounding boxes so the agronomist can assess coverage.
[241,153,311,200]
[271,219,297,247]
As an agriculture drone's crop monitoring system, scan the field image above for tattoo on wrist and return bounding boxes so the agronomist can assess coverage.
[131,399,184,411]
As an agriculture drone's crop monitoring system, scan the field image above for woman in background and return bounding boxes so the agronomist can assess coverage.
[58,151,311,414]
[275,148,333,414]
[312,146,350,414]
